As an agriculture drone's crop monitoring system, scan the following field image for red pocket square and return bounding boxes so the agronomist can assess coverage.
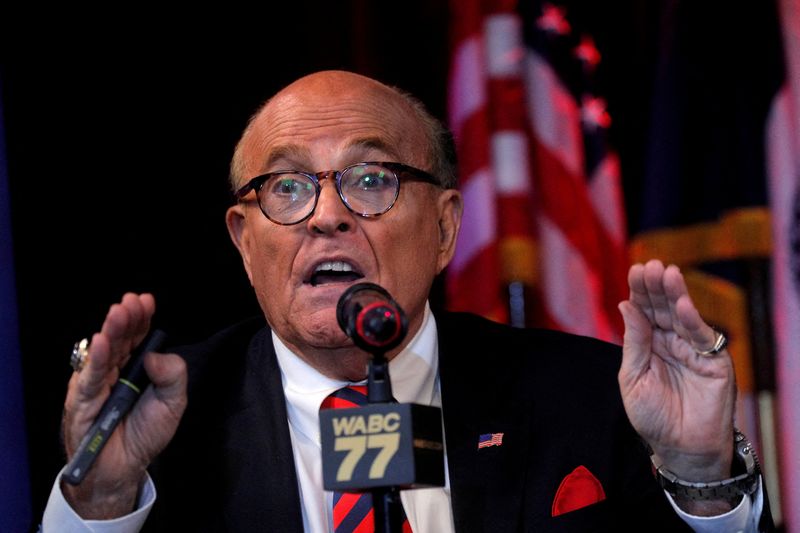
[551,465,606,517]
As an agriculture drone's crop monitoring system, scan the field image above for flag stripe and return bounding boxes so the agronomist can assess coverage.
[491,132,532,194]
[538,216,616,341]
[587,154,626,245]
[449,37,487,133]
[523,52,584,178]
[449,168,498,272]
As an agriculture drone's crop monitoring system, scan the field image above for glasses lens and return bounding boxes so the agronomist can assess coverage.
[340,164,399,216]
[260,173,317,223]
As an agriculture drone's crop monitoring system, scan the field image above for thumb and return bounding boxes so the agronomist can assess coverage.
[144,352,188,409]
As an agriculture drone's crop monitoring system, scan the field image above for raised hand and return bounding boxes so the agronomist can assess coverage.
[61,293,187,519]
[618,260,737,511]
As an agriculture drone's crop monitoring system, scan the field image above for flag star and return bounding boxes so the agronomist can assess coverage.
[537,3,571,36]
[581,96,611,129]
[574,36,601,70]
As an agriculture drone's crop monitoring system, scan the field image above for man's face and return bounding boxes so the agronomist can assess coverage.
[226,72,461,376]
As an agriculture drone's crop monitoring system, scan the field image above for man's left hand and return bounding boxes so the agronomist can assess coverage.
[618,259,737,514]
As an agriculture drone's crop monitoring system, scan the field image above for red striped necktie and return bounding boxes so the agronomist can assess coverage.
[320,386,412,533]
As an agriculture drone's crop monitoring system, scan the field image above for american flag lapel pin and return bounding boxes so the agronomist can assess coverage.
[477,432,504,449]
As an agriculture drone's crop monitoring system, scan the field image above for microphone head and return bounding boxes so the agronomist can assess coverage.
[336,282,409,354]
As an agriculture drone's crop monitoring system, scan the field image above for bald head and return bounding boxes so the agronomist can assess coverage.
[230,71,456,191]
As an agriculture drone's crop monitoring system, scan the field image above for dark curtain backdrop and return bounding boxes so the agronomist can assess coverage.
[1,1,727,526]
[1,2,452,521]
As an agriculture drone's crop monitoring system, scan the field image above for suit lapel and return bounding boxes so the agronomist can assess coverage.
[221,327,305,533]
[437,312,529,532]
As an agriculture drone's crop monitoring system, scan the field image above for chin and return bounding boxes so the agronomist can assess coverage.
[302,319,351,350]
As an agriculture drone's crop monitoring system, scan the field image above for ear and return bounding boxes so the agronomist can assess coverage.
[435,189,463,274]
[225,204,254,285]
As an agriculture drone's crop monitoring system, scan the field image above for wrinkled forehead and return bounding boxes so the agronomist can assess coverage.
[238,74,432,177]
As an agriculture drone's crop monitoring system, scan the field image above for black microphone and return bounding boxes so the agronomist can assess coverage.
[62,329,167,485]
[336,282,409,355]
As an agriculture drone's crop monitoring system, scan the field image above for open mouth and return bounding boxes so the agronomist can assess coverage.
[307,261,365,287]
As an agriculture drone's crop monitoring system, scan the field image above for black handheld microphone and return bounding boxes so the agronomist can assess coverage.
[62,329,167,485]
[336,282,409,355]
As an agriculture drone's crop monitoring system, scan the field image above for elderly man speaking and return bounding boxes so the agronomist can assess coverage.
[43,71,769,532]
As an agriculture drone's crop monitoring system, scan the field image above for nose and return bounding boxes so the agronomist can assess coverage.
[307,175,353,234]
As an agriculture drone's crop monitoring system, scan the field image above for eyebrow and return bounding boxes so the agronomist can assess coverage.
[346,137,401,161]
[262,144,312,171]
[261,137,402,172]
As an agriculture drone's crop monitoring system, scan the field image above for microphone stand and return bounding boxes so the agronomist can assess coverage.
[367,351,404,533]
[333,283,414,533]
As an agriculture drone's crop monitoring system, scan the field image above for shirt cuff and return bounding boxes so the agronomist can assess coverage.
[665,476,764,533]
[40,466,155,533]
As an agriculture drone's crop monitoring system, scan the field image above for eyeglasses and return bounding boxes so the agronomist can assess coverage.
[235,161,441,225]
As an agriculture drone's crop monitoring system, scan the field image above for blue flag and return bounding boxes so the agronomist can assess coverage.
[0,76,32,532]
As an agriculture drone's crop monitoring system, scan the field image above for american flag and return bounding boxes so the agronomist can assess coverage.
[478,432,504,449]
[447,0,627,340]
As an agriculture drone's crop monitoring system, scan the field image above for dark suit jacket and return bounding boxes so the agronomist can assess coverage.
[144,312,705,532]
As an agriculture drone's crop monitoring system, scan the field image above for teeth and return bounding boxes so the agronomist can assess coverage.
[314,261,354,273]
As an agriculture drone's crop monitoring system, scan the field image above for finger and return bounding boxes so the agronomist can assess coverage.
[74,332,117,400]
[627,263,657,324]
[121,292,155,347]
[660,268,720,351]
[127,293,156,352]
[101,294,155,369]
[674,295,719,352]
[661,264,688,333]
[100,302,135,369]
[661,265,695,337]
[618,300,654,382]
[641,259,674,330]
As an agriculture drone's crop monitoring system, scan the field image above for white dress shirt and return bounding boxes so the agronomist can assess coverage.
[275,303,455,532]
[41,304,762,532]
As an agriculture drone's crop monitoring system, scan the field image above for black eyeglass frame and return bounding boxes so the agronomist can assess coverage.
[234,161,442,226]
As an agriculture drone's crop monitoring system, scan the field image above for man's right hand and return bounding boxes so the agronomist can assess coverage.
[61,293,187,519]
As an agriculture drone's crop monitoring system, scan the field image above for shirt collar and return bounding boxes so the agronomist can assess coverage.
[273,302,439,445]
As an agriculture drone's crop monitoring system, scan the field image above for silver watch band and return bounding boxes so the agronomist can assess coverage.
[653,429,760,501]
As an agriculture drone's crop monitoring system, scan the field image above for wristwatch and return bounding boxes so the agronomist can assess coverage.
[653,429,760,501]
